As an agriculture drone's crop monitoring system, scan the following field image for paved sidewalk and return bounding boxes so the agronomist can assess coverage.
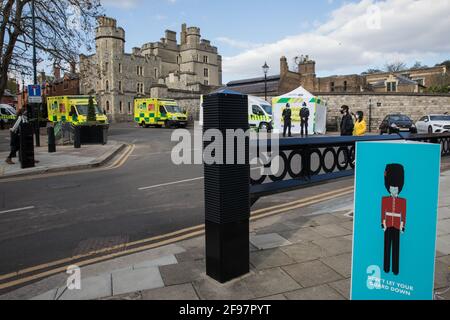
[0,141,126,179]
[1,169,449,300]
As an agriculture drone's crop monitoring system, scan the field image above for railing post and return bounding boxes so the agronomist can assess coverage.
[203,92,250,283]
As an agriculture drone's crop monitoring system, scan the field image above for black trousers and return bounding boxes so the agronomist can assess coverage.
[8,131,20,159]
[301,119,309,137]
[283,120,292,137]
[384,227,400,275]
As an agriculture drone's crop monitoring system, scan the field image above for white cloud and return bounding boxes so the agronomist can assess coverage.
[101,0,143,9]
[216,37,262,50]
[222,0,450,82]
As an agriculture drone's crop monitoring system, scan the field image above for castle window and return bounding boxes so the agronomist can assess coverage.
[330,82,335,92]
[204,68,209,77]
[204,80,209,86]
[344,81,348,92]
[203,56,208,64]
[105,80,109,92]
[106,101,110,113]
[119,81,122,92]
[154,68,158,78]
[119,101,123,114]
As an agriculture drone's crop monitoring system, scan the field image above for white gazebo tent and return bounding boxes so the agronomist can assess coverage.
[272,86,327,135]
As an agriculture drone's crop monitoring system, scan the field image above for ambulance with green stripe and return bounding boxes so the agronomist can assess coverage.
[199,94,273,131]
[134,98,188,128]
[47,96,109,126]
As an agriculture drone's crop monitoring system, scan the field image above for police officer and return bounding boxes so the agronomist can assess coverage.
[300,103,310,138]
[282,103,292,138]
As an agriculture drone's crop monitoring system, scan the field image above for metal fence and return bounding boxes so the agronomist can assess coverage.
[250,133,450,206]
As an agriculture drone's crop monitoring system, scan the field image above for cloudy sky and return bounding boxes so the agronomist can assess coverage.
[100,0,450,83]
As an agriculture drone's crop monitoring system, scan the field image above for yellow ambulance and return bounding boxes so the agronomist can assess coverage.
[47,96,109,126]
[134,98,188,128]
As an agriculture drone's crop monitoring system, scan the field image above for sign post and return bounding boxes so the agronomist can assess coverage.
[27,84,42,147]
[351,141,441,300]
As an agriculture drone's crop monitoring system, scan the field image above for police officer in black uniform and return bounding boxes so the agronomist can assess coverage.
[282,103,292,138]
[300,102,310,138]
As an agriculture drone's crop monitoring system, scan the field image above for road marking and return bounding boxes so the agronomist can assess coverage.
[0,144,135,183]
[0,206,35,215]
[0,187,354,290]
[138,167,264,191]
[138,177,205,191]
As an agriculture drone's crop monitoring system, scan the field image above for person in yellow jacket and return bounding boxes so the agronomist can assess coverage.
[352,111,367,136]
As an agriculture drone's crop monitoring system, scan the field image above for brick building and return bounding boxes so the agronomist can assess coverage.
[227,55,448,98]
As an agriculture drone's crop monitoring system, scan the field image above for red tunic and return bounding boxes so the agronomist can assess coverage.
[381,197,407,230]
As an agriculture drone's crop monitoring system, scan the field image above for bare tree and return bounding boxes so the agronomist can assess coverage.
[0,0,102,100]
[384,61,407,73]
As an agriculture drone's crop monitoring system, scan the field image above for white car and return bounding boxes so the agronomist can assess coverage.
[416,114,450,134]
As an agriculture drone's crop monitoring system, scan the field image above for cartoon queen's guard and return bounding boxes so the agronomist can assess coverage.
[382,164,407,276]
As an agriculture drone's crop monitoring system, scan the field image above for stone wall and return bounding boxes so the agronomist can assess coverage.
[317,92,450,132]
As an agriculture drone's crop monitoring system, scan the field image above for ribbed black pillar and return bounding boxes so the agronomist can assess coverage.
[19,123,35,169]
[203,92,250,283]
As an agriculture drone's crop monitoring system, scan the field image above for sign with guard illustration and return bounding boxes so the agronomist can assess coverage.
[351,141,441,300]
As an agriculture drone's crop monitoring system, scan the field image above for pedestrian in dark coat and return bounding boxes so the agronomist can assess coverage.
[340,105,354,136]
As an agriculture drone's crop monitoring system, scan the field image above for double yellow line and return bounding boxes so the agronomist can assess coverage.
[0,185,354,291]
[0,144,135,183]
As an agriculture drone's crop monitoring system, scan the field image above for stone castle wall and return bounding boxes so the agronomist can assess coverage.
[318,92,450,132]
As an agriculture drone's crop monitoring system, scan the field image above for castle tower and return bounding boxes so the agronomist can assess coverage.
[186,27,201,46]
[96,16,125,58]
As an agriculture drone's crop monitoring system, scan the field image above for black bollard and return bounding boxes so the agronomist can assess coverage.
[19,122,35,169]
[203,92,250,283]
[74,126,81,149]
[47,127,56,153]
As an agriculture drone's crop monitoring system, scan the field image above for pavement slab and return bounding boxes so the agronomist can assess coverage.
[320,253,352,278]
[31,289,58,301]
[439,207,450,220]
[282,261,344,288]
[241,268,302,299]
[434,260,450,290]
[112,267,164,296]
[312,224,352,238]
[133,255,178,269]
[279,227,326,244]
[192,277,256,300]
[160,260,206,286]
[284,284,345,300]
[256,294,287,301]
[313,237,353,256]
[280,242,327,263]
[250,233,292,250]
[250,249,296,270]
[436,235,450,256]
[141,283,199,300]
[328,279,351,300]
[57,274,112,300]
[437,220,450,237]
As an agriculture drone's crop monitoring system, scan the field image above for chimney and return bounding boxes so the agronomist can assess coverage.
[70,61,77,74]
[54,64,61,79]
[181,24,187,45]
[280,56,289,76]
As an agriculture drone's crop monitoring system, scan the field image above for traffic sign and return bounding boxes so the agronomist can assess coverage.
[27,84,42,104]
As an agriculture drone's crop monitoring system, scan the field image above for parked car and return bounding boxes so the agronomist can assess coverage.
[379,114,417,135]
[416,114,450,134]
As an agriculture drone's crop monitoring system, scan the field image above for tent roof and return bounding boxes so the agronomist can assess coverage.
[277,86,314,99]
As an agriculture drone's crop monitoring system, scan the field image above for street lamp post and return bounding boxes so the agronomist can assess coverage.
[262,62,269,102]
[31,0,40,147]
